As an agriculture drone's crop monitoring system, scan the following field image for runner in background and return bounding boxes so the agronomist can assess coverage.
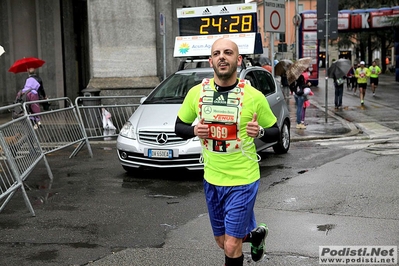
[369,60,381,96]
[355,61,371,105]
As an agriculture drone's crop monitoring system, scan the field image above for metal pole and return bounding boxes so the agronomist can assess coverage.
[295,0,299,60]
[163,17,167,80]
[288,0,291,49]
[324,0,329,122]
[271,32,275,76]
[263,0,267,56]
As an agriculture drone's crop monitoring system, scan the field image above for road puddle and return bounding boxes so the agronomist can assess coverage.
[317,223,336,235]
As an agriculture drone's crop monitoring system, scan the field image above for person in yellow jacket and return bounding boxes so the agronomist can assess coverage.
[355,61,371,105]
[368,60,381,96]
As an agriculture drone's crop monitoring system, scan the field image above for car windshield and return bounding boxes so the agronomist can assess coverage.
[144,71,214,104]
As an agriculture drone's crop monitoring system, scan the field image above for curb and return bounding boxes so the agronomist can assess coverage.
[290,98,360,142]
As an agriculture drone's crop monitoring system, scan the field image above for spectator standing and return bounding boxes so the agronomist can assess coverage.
[369,60,381,96]
[290,74,307,129]
[355,61,371,105]
[346,64,357,91]
[174,38,280,266]
[301,86,314,124]
[300,70,312,124]
[333,74,345,109]
[280,73,290,98]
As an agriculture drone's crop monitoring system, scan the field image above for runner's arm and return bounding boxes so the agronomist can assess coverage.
[175,117,196,139]
[258,123,279,143]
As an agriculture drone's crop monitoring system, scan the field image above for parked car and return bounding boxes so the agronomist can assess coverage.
[117,65,291,173]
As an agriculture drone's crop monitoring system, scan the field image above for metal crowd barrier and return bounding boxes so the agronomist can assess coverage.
[24,97,93,158]
[0,95,144,215]
[0,104,53,216]
[74,95,144,141]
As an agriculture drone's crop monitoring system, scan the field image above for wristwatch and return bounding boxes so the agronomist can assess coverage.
[256,127,265,138]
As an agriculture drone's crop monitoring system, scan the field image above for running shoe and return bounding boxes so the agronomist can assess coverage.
[296,123,306,129]
[250,223,269,262]
[361,100,364,105]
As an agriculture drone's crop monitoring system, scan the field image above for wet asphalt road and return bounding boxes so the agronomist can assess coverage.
[0,143,208,266]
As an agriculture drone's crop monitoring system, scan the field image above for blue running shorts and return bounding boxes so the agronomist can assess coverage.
[203,179,259,239]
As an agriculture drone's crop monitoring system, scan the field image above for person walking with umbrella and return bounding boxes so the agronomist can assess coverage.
[355,61,371,105]
[328,59,352,109]
[28,68,45,98]
[368,60,381,96]
[27,67,49,110]
[274,59,293,97]
[22,76,42,128]
[286,57,312,129]
[333,73,345,110]
[8,57,48,122]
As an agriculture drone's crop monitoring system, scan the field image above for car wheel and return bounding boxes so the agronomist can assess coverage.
[273,119,290,154]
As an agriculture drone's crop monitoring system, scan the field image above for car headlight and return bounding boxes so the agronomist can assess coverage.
[119,121,137,139]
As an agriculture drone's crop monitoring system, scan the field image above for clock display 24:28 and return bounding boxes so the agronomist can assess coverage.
[178,13,256,36]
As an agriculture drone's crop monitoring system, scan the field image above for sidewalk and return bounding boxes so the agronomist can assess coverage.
[287,93,358,142]
[290,71,396,141]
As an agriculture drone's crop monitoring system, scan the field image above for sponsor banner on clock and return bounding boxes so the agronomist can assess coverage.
[173,33,256,57]
[176,3,256,18]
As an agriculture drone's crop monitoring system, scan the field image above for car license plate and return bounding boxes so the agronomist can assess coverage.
[148,149,173,158]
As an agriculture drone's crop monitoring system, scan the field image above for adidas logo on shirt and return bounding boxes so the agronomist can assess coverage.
[213,94,227,104]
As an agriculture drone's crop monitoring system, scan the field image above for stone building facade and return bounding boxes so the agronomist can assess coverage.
[0,0,242,106]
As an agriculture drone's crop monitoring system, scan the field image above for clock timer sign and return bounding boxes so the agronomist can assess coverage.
[178,13,256,36]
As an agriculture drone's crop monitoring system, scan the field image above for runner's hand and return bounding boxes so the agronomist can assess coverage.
[195,118,209,139]
[247,113,260,138]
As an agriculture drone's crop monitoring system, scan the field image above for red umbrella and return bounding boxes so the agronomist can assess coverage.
[8,57,45,73]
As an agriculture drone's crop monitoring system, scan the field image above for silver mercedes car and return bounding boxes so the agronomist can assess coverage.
[117,65,290,173]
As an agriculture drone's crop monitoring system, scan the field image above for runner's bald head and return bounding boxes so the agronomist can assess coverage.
[211,38,240,55]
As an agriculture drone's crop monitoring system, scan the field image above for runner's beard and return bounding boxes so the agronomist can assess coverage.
[214,64,237,81]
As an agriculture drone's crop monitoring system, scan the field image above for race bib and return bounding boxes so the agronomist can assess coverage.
[206,123,237,141]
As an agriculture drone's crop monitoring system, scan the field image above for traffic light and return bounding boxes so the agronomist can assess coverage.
[279,33,285,43]
[278,43,287,52]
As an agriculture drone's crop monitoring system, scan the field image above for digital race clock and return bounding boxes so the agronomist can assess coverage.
[174,3,262,57]
[177,3,258,36]
[178,13,257,36]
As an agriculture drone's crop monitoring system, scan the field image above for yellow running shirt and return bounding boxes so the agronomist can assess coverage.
[177,78,277,186]
[355,67,371,83]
